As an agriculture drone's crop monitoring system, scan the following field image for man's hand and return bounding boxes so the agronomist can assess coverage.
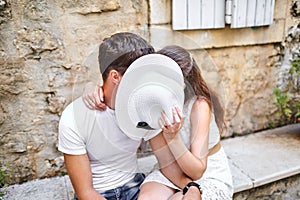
[183,186,201,200]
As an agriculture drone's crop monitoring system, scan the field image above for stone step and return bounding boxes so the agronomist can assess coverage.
[2,124,300,200]
[223,124,300,199]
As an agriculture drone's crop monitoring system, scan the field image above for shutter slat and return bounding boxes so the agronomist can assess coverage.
[246,0,256,27]
[188,0,201,29]
[214,0,226,28]
[232,0,248,28]
[255,0,266,26]
[172,0,188,30]
[265,0,275,24]
[201,0,215,28]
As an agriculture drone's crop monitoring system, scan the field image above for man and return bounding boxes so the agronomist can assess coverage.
[58,32,200,200]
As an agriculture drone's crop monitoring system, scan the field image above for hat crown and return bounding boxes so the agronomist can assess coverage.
[115,54,185,140]
[130,84,180,129]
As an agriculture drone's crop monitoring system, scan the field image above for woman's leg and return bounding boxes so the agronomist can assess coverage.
[168,191,184,200]
[169,188,203,200]
[138,182,176,200]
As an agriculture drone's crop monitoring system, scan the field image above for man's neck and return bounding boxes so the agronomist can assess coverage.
[103,83,116,110]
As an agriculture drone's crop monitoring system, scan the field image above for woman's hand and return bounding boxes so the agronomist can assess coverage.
[82,82,106,111]
[159,107,184,142]
[183,187,201,200]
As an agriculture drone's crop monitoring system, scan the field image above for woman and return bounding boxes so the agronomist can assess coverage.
[138,46,233,200]
[83,45,233,199]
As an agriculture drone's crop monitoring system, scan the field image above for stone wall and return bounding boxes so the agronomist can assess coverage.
[0,0,299,184]
[0,0,149,184]
[205,45,280,136]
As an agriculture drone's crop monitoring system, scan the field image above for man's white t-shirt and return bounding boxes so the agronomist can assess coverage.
[58,97,159,192]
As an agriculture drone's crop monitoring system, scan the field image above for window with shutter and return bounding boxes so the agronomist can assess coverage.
[172,0,275,30]
[231,0,275,28]
[172,0,225,30]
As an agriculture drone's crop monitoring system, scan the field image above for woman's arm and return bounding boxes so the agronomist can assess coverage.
[163,99,210,180]
[149,133,193,190]
[64,153,107,200]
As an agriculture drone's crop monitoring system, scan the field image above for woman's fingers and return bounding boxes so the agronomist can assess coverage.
[99,86,104,102]
[175,106,185,125]
[83,82,99,110]
[159,118,166,129]
[82,82,107,111]
[83,96,96,110]
[175,106,184,119]
[173,107,181,123]
[160,107,183,133]
[161,111,171,126]
[96,86,106,110]
[94,86,102,105]
[161,108,182,126]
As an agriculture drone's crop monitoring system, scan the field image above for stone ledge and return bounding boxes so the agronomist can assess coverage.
[222,123,300,193]
[3,124,300,200]
[234,173,300,200]
[3,176,74,200]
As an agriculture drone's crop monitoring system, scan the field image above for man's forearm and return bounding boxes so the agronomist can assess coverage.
[64,154,106,200]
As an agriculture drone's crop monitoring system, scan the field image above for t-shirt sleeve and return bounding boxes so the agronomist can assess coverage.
[58,115,86,155]
[143,129,162,141]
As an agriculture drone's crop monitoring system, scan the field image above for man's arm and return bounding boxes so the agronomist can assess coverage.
[64,153,106,200]
[149,133,192,189]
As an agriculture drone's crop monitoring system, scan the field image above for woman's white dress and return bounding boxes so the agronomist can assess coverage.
[142,96,234,199]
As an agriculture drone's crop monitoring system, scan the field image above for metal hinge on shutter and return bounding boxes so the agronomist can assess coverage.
[225,0,232,24]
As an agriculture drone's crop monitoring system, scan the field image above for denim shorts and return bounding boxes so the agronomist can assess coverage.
[74,173,145,200]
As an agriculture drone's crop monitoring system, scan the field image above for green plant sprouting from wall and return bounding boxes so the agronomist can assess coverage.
[290,57,300,75]
[273,87,292,124]
[273,57,300,125]
[290,57,300,91]
[0,165,9,199]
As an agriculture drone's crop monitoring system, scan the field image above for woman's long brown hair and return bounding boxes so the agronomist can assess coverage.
[157,45,226,134]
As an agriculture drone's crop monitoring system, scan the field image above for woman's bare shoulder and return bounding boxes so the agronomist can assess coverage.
[191,97,210,112]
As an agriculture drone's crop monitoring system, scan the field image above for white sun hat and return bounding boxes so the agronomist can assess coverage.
[115,54,185,140]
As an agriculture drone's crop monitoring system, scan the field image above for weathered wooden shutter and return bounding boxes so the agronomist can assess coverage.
[230,0,275,28]
[172,0,225,30]
[172,0,275,30]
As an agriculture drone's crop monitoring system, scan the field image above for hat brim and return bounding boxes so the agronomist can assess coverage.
[115,54,185,140]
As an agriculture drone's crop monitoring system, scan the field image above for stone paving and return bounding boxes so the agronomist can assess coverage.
[2,124,300,200]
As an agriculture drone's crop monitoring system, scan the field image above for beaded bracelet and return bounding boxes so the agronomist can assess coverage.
[182,182,202,195]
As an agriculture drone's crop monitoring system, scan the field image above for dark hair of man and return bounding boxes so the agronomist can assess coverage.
[98,32,155,82]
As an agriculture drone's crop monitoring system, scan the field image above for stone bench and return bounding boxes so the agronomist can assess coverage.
[224,124,300,199]
[3,124,300,200]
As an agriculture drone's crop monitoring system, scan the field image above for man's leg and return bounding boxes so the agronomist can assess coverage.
[121,173,145,200]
